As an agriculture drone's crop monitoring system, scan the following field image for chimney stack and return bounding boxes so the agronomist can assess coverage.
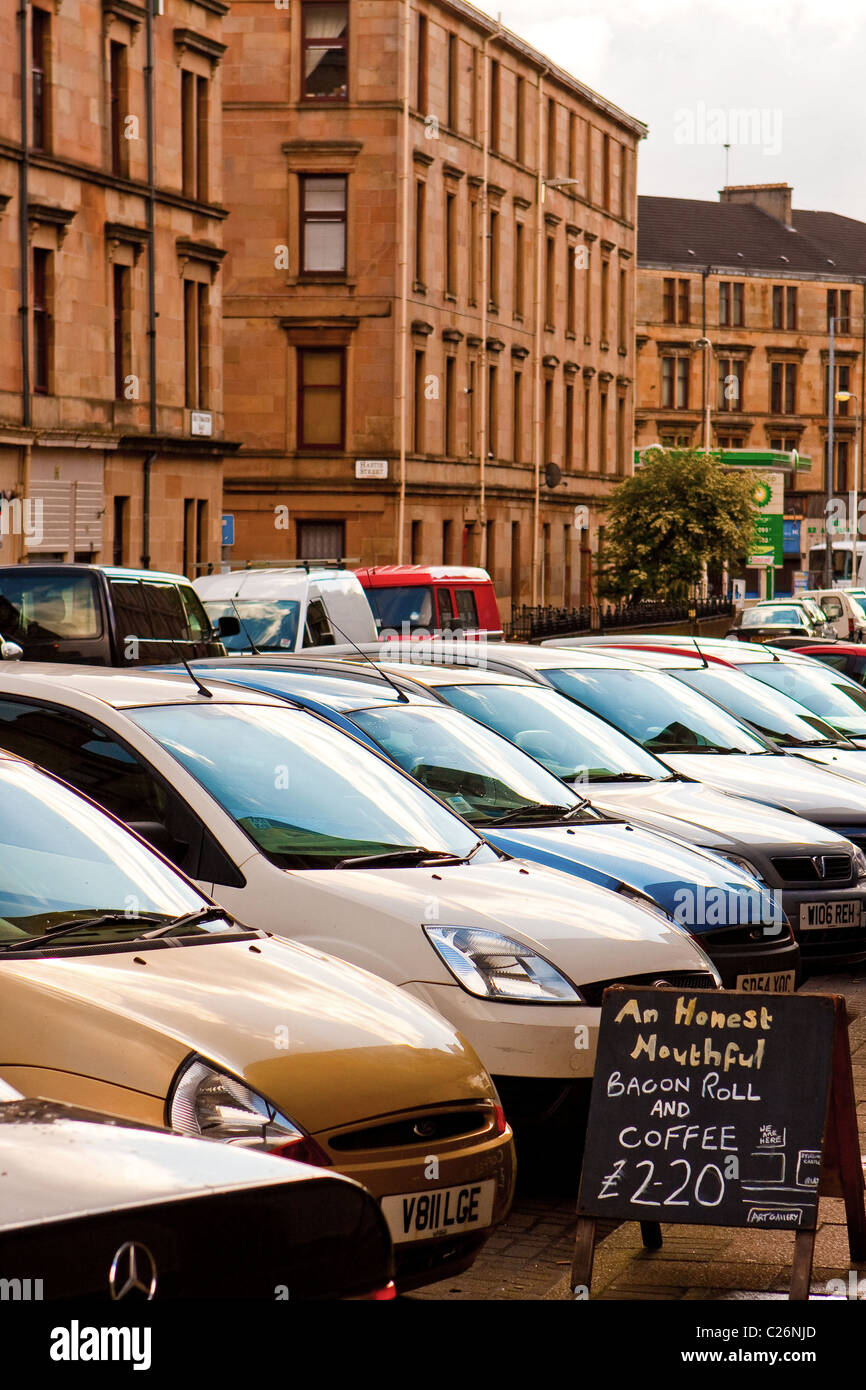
[719,183,793,226]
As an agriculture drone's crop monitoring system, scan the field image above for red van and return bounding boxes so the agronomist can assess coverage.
[355,565,503,640]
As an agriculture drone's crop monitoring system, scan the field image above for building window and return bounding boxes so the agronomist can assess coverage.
[442,518,453,563]
[663,278,675,324]
[773,285,797,330]
[515,220,526,319]
[566,244,577,335]
[512,370,523,462]
[663,356,689,409]
[825,362,852,413]
[183,280,208,410]
[113,263,131,400]
[113,496,129,567]
[467,359,477,455]
[545,235,556,328]
[468,197,478,306]
[677,278,690,325]
[543,378,554,464]
[302,1,348,102]
[510,521,521,605]
[602,134,611,209]
[584,385,592,467]
[828,288,852,335]
[447,33,459,129]
[445,190,457,297]
[568,112,578,180]
[599,390,608,469]
[414,180,426,288]
[616,394,626,473]
[600,258,610,342]
[515,77,525,164]
[769,435,799,453]
[109,41,129,176]
[31,6,51,152]
[719,281,744,328]
[618,268,628,348]
[298,348,345,449]
[300,175,347,275]
[488,209,500,308]
[416,12,428,111]
[32,247,53,395]
[444,355,456,456]
[584,122,593,204]
[564,382,574,470]
[410,519,422,564]
[489,58,500,151]
[663,276,689,324]
[413,349,426,453]
[487,364,498,458]
[298,520,345,560]
[770,361,797,415]
[546,97,556,178]
[836,441,850,492]
[181,71,209,202]
[718,357,744,412]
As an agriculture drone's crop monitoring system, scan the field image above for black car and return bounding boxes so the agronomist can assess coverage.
[0,564,238,667]
[0,1080,395,1301]
[726,599,837,644]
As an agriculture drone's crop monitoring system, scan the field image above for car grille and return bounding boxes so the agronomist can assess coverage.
[699,921,793,945]
[580,969,718,1007]
[328,1103,495,1153]
[770,853,851,883]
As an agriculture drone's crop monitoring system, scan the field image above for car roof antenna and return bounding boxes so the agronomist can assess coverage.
[174,643,214,698]
[691,634,708,669]
[323,616,410,702]
[229,598,262,655]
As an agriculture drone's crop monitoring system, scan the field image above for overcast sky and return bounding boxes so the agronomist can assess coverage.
[478,0,866,222]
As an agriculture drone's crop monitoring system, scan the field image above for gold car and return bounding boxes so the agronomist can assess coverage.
[0,752,514,1290]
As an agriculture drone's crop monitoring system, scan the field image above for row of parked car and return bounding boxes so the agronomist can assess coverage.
[3,565,866,1299]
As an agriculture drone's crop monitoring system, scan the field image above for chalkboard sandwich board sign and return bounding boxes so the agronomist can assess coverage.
[572,987,866,1301]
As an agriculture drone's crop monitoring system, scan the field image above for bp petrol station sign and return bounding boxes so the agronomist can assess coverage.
[748,474,784,570]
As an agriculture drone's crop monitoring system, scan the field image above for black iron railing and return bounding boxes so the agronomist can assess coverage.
[505,597,733,643]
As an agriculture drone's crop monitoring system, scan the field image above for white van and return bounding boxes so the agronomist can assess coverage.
[193,567,378,652]
[800,588,866,642]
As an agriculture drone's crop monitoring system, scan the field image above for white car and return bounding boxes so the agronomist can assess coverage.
[0,665,719,1134]
[194,567,377,653]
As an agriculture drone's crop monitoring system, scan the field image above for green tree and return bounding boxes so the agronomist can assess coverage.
[598,448,759,603]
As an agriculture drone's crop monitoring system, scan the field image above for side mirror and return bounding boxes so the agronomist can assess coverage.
[0,636,23,661]
[217,615,241,638]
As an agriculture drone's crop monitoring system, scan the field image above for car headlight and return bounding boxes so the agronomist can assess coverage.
[168,1057,330,1166]
[709,850,766,884]
[425,926,582,1003]
[617,885,673,921]
[852,846,866,881]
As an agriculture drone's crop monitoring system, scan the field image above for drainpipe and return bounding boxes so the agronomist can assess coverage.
[478,32,492,569]
[701,265,709,443]
[530,67,548,605]
[141,0,157,571]
[141,450,155,570]
[860,280,865,565]
[396,0,411,563]
[17,1,31,430]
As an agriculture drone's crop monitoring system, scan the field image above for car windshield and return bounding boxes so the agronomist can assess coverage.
[542,667,769,755]
[673,667,840,747]
[741,661,866,738]
[350,703,595,823]
[741,606,805,628]
[131,703,488,869]
[0,571,102,642]
[366,586,436,631]
[847,595,866,622]
[433,681,672,784]
[0,761,209,948]
[812,651,866,686]
[202,600,301,652]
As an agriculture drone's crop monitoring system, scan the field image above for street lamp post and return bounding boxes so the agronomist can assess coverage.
[691,337,713,452]
[531,175,581,606]
[836,389,861,582]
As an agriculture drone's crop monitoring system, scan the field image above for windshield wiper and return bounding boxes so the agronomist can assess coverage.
[137,906,240,939]
[490,802,586,827]
[0,905,238,953]
[335,842,484,869]
[575,772,655,784]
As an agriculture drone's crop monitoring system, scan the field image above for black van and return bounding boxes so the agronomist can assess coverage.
[0,564,236,665]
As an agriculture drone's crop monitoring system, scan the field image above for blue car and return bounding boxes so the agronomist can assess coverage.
[163,656,801,993]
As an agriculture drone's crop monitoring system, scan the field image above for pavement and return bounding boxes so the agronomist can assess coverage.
[410,972,866,1301]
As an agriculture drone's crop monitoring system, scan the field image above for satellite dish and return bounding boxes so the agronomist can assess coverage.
[544,462,562,489]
